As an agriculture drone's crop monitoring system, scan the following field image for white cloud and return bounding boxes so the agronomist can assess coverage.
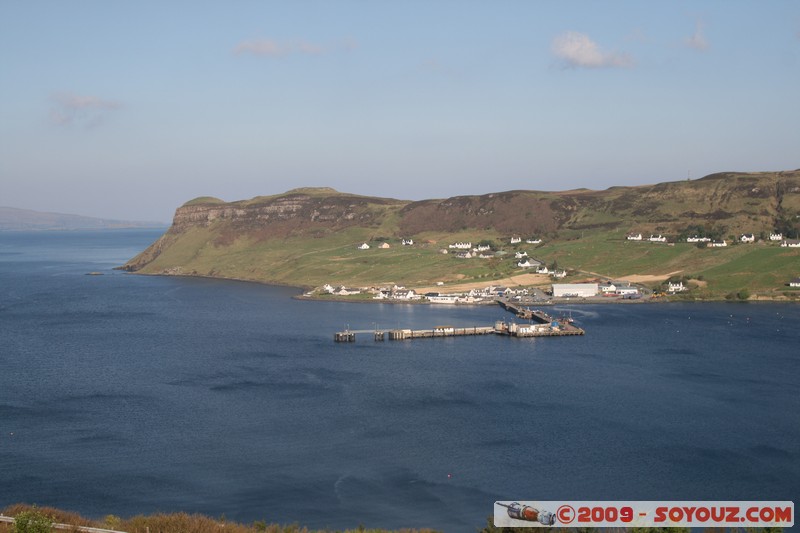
[684,21,709,51]
[233,39,325,57]
[551,31,634,69]
[49,92,122,128]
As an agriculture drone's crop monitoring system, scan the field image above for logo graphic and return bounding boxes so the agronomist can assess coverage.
[496,502,556,525]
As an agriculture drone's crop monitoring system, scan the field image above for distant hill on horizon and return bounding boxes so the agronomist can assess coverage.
[0,206,167,231]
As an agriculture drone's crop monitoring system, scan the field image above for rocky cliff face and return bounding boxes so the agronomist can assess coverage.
[170,192,403,232]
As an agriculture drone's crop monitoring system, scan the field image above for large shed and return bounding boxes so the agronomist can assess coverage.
[552,283,598,298]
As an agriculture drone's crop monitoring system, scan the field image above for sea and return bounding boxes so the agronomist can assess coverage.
[0,229,798,532]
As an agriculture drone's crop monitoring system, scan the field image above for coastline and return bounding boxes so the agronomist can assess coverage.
[119,270,799,304]
[117,269,311,292]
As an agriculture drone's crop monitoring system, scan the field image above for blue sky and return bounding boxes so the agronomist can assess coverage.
[1,1,799,222]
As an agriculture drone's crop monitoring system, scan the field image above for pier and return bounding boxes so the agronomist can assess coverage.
[334,325,496,342]
[334,298,584,342]
[496,299,553,322]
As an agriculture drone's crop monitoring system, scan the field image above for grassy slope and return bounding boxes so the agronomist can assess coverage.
[138,225,522,288]
[137,224,800,297]
[533,231,800,297]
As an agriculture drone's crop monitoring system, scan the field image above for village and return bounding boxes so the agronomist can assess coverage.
[304,229,800,304]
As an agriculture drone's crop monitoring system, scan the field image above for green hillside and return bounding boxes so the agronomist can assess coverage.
[123,171,800,300]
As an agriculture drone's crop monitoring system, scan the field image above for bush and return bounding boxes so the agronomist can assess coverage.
[104,515,121,529]
[12,508,53,533]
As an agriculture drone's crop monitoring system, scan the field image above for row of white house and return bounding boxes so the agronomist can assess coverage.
[358,242,392,250]
[627,234,667,242]
[510,237,543,244]
[509,237,542,244]
[629,232,795,245]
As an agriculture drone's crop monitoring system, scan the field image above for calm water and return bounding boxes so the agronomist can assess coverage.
[0,230,798,531]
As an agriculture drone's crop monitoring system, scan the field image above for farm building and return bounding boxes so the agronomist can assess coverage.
[552,283,599,298]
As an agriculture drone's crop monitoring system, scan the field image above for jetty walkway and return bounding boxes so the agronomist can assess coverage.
[334,299,585,342]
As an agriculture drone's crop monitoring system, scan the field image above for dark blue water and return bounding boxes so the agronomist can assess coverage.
[1,230,798,532]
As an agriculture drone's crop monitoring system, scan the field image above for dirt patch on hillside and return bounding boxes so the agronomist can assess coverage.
[413,273,550,294]
[616,270,683,283]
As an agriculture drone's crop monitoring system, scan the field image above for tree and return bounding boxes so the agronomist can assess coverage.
[737,289,750,300]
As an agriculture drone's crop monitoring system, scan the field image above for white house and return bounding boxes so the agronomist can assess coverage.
[474,244,491,252]
[455,251,473,259]
[667,281,686,293]
[517,259,534,268]
[627,233,643,241]
[426,294,460,304]
[402,238,414,246]
[551,270,567,279]
[535,265,550,274]
[336,286,361,296]
[552,283,598,298]
[526,238,542,244]
[781,239,800,248]
[740,234,755,243]
[448,242,472,250]
[616,286,639,296]
[322,283,335,294]
[709,240,728,247]
[510,237,522,244]
[769,232,783,241]
[358,243,370,250]
[599,283,617,294]
[789,278,800,288]
[379,242,391,249]
[649,234,667,242]
[514,251,528,259]
[393,289,419,300]
[687,236,711,243]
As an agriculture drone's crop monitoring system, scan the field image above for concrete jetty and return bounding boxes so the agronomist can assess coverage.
[334,298,585,342]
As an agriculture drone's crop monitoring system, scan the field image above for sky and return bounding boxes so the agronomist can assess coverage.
[1,1,799,222]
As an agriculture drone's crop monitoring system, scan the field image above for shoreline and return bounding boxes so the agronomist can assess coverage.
[119,270,798,305]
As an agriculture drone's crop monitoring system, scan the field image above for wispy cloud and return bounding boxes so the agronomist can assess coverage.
[49,92,122,128]
[551,31,634,69]
[233,38,334,57]
[684,20,709,51]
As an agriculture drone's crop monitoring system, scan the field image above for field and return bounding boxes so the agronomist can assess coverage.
[131,223,800,300]
[534,234,800,298]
